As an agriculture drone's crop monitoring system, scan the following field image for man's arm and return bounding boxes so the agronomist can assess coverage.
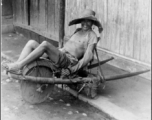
[70,43,95,73]
[70,30,98,73]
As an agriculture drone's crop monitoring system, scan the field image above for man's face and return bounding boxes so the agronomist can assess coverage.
[81,19,93,31]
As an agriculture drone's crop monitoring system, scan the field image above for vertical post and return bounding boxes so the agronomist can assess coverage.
[27,0,30,25]
[58,0,65,48]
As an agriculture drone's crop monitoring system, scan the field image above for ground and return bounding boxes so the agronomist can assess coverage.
[1,57,115,120]
[2,32,151,120]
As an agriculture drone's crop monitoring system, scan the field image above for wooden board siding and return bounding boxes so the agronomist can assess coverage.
[30,0,39,28]
[23,0,28,25]
[64,0,151,65]
[12,0,63,42]
[47,0,55,35]
[54,0,60,38]
[15,0,22,23]
[12,0,16,22]
[38,0,46,30]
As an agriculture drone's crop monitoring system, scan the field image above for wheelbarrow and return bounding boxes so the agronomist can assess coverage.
[8,56,150,104]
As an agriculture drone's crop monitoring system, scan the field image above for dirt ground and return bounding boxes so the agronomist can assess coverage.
[1,58,115,120]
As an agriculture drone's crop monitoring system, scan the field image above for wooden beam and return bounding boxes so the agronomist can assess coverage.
[8,69,149,84]
[88,57,114,69]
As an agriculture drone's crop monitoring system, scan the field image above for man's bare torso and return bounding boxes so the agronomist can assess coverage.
[62,30,89,59]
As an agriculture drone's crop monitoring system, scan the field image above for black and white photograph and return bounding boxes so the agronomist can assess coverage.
[1,0,151,120]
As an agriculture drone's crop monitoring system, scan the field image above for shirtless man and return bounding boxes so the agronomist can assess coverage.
[6,9,102,75]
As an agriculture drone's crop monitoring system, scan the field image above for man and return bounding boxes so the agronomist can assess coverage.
[6,9,103,76]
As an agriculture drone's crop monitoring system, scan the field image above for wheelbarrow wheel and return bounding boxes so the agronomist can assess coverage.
[20,59,55,104]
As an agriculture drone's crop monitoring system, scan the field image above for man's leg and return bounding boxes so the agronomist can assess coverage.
[17,40,39,62]
[8,41,60,70]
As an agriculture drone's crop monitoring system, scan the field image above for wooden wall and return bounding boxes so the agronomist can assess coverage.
[2,0,13,16]
[11,0,151,79]
[12,0,61,42]
[64,0,151,66]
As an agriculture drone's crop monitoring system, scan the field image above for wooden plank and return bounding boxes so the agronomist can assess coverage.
[58,0,65,48]
[30,0,35,26]
[124,0,134,58]
[18,0,22,24]
[85,0,93,9]
[119,0,126,55]
[47,0,55,35]
[23,0,28,25]
[106,0,113,51]
[12,0,17,23]
[21,0,24,24]
[96,0,103,47]
[65,0,77,36]
[15,0,18,23]
[147,0,151,64]
[35,0,39,27]
[114,0,122,54]
[97,0,108,49]
[96,0,104,24]
[38,0,46,30]
[27,0,30,25]
[30,0,34,26]
[54,0,60,40]
[64,0,68,36]
[144,0,151,64]
[133,28,141,60]
[37,0,40,27]
[92,0,97,11]
[45,0,48,32]
[107,0,128,55]
[69,0,77,35]
[65,0,71,36]
[30,0,39,27]
[15,0,21,23]
[107,0,114,51]
[138,0,150,63]
[67,0,73,35]
[133,0,141,60]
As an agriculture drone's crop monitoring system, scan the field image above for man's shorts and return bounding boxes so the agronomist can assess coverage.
[56,50,78,69]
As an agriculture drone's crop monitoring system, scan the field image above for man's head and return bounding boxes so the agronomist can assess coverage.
[69,9,103,33]
[81,19,93,31]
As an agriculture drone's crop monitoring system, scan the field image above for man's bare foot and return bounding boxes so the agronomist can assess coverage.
[3,62,23,76]
[7,62,21,71]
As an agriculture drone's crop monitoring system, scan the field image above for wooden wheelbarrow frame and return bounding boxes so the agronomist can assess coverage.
[8,57,150,104]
